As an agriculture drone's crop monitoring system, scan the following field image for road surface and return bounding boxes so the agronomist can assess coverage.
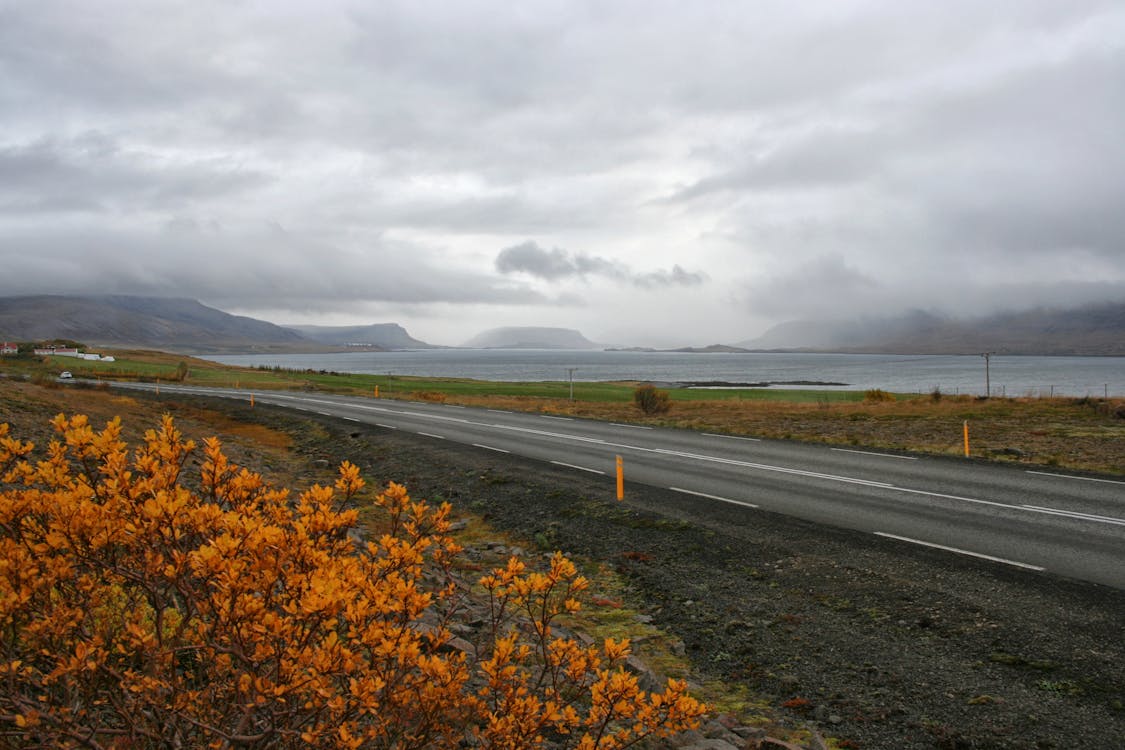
[113,383,1125,589]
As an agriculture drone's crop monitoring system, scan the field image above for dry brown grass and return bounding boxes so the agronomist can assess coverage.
[455,392,1124,474]
[0,380,294,476]
[5,379,1120,475]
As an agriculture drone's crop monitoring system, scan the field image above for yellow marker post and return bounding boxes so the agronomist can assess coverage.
[616,455,624,500]
[963,420,969,457]
[155,378,159,396]
[374,385,379,398]
[250,393,255,408]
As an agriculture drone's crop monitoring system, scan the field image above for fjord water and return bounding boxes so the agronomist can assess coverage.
[206,350,1125,398]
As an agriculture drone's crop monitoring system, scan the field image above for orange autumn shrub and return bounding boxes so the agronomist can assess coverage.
[0,415,704,749]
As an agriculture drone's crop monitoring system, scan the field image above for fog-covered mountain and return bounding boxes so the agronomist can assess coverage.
[739,303,1125,355]
[463,327,600,349]
[285,323,433,349]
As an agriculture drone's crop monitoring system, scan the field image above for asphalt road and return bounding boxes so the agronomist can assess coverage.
[114,383,1125,589]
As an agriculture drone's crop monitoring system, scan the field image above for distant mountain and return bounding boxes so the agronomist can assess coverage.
[286,323,433,349]
[668,344,753,354]
[0,295,312,353]
[463,327,599,349]
[739,302,1125,355]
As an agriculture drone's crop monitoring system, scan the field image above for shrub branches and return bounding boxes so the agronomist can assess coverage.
[0,415,704,748]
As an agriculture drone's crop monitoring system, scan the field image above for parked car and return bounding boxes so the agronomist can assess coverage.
[59,371,73,379]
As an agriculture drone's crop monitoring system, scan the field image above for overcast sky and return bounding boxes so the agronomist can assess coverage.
[2,1,1123,346]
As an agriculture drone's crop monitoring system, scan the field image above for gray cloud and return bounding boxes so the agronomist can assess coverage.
[0,134,268,216]
[495,242,621,281]
[0,224,551,312]
[496,241,705,288]
[0,1,1123,345]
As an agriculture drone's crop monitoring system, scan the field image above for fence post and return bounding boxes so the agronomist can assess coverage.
[616,455,624,500]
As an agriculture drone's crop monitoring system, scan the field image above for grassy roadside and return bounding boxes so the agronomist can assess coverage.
[3,349,1122,474]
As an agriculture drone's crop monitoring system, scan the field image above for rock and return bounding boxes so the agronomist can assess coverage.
[624,654,663,693]
[731,726,768,741]
[678,740,741,750]
[438,636,476,658]
[760,739,806,750]
[700,717,743,745]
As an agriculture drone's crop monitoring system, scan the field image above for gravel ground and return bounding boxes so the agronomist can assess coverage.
[246,403,1124,750]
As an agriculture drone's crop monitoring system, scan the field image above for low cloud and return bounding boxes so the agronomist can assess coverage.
[496,241,705,289]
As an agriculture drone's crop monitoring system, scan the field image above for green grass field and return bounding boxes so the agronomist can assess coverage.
[1,350,869,404]
[4,348,1120,474]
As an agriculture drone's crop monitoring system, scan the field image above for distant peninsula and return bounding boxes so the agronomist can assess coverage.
[462,327,600,350]
[606,344,752,354]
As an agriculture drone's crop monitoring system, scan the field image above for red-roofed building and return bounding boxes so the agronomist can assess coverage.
[1,342,18,355]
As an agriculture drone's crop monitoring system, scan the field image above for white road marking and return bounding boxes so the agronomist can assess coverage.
[541,415,574,421]
[417,432,445,440]
[653,447,896,489]
[488,409,513,414]
[551,461,604,475]
[703,433,761,442]
[611,423,653,430]
[343,417,360,422]
[832,448,917,460]
[1021,505,1125,527]
[444,405,466,409]
[669,487,758,509]
[317,411,331,416]
[375,423,397,430]
[874,532,1045,572]
[473,443,510,454]
[1027,471,1125,486]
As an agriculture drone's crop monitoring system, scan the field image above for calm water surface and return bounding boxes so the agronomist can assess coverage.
[205,350,1125,398]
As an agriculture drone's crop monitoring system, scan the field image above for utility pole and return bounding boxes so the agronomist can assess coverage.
[981,352,994,398]
[566,368,578,401]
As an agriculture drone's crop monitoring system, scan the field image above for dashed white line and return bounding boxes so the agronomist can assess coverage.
[874,532,1045,572]
[473,443,510,454]
[375,423,397,430]
[316,411,331,416]
[1021,505,1125,527]
[541,415,574,421]
[343,417,360,422]
[488,409,513,414]
[669,487,758,509]
[611,423,653,430]
[832,448,917,460]
[653,447,896,489]
[703,433,761,442]
[417,432,445,440]
[444,405,466,409]
[1028,471,1125,486]
[551,460,604,475]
